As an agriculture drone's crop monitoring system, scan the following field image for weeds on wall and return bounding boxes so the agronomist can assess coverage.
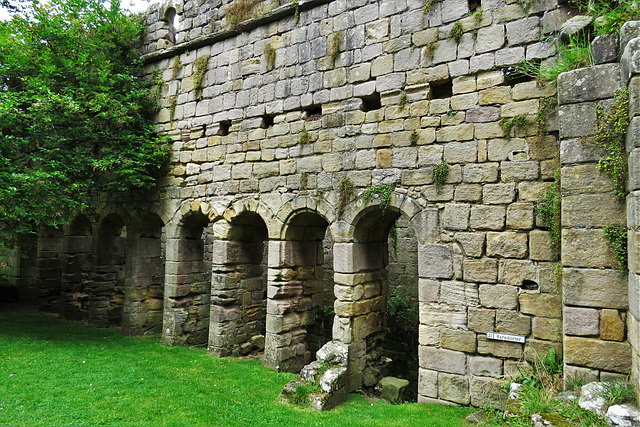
[433,161,449,190]
[450,21,463,43]
[265,43,276,71]
[151,67,164,98]
[425,36,438,62]
[593,88,630,200]
[535,169,561,260]
[360,184,394,214]
[570,0,640,35]
[535,96,557,135]
[389,219,398,256]
[338,177,354,216]
[499,114,530,137]
[398,91,407,109]
[386,287,418,334]
[329,31,342,66]
[603,224,628,270]
[292,0,300,25]
[226,0,261,27]
[167,95,177,121]
[470,8,483,23]
[422,0,437,14]
[299,126,310,145]
[410,130,418,145]
[192,56,209,98]
[171,57,182,79]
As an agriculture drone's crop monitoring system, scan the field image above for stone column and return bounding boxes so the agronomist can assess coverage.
[162,224,210,346]
[263,240,323,372]
[89,229,126,327]
[60,233,92,320]
[332,241,387,392]
[34,228,63,311]
[558,62,630,381]
[123,231,164,335]
[208,239,265,357]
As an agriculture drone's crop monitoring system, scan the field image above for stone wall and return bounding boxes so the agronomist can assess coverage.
[5,0,640,410]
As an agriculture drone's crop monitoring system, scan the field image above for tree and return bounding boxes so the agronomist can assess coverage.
[0,0,170,251]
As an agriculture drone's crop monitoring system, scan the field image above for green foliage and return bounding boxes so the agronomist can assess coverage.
[226,0,260,27]
[423,0,437,14]
[167,95,178,121]
[151,67,165,98]
[398,91,407,109]
[171,57,182,79]
[290,382,317,405]
[450,21,463,43]
[389,219,398,256]
[471,8,483,22]
[535,169,561,260]
[433,161,449,190]
[603,224,628,270]
[330,31,342,65]
[593,88,630,200]
[360,184,394,214]
[499,114,531,136]
[535,96,557,135]
[338,177,354,216]
[602,380,637,406]
[0,0,170,252]
[425,34,439,62]
[410,130,418,145]
[571,0,640,35]
[292,0,300,25]
[299,126,310,144]
[387,287,418,332]
[513,33,593,83]
[264,43,276,71]
[445,109,458,116]
[192,56,209,96]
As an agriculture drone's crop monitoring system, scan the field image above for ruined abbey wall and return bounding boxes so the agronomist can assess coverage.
[4,0,640,409]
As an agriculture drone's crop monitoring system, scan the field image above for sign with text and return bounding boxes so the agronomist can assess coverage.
[486,331,526,344]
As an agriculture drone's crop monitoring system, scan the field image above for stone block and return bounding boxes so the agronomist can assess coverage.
[418,244,454,279]
[420,303,467,328]
[529,230,553,261]
[501,161,539,182]
[463,258,498,283]
[441,328,477,353]
[483,183,516,204]
[557,64,621,104]
[333,242,385,273]
[564,364,600,385]
[455,232,485,258]
[519,293,561,318]
[564,306,600,336]
[438,373,470,404]
[463,163,499,183]
[418,278,440,303]
[532,317,562,341]
[479,284,517,310]
[591,34,619,65]
[378,376,410,403]
[469,205,505,230]
[562,228,615,269]
[621,37,640,83]
[442,203,470,231]
[558,102,597,138]
[560,137,608,164]
[440,281,479,306]
[600,309,625,342]
[486,232,528,259]
[506,17,540,46]
[561,164,616,194]
[476,25,505,54]
[470,377,507,410]
[524,339,562,364]
[419,346,467,375]
[487,138,527,162]
[469,356,503,378]
[564,336,631,373]
[418,368,438,398]
[468,308,495,332]
[563,268,628,309]
[562,194,625,228]
[496,310,531,336]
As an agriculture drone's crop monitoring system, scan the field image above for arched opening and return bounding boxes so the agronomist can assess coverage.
[162,211,211,346]
[123,213,165,335]
[307,227,335,358]
[209,212,268,357]
[264,211,329,372]
[90,213,126,327]
[60,214,93,320]
[384,215,419,401]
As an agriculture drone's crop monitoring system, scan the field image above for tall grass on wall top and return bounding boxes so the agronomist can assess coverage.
[570,0,640,35]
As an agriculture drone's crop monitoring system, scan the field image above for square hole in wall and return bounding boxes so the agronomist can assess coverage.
[302,105,322,121]
[360,92,382,112]
[217,120,231,136]
[260,114,275,129]
[431,79,453,99]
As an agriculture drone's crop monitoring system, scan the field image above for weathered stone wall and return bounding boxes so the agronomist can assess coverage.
[5,0,640,410]
[140,0,571,407]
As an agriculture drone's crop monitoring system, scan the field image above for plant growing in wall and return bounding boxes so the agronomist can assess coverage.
[338,177,354,216]
[151,67,165,99]
[292,0,300,25]
[593,88,630,200]
[499,114,531,137]
[422,0,437,14]
[410,130,418,145]
[603,224,627,270]
[329,31,342,66]
[535,169,561,260]
[450,21,463,43]
[265,43,276,71]
[398,91,407,109]
[192,56,209,99]
[167,95,177,121]
[299,126,310,144]
[433,161,449,190]
[360,184,394,214]
[226,0,261,27]
[424,34,438,62]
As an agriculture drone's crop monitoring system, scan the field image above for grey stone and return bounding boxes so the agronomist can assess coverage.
[378,376,410,403]
[621,37,640,84]
[559,15,593,43]
[579,382,608,415]
[591,34,618,65]
[606,404,640,427]
[557,63,622,104]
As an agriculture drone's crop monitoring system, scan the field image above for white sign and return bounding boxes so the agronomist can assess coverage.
[486,331,526,344]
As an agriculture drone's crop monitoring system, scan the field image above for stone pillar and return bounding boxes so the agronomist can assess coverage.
[60,233,92,321]
[123,231,165,335]
[332,241,387,392]
[34,228,63,311]
[558,62,631,381]
[208,239,265,356]
[263,240,323,372]
[623,26,640,392]
[162,223,210,346]
[89,227,126,327]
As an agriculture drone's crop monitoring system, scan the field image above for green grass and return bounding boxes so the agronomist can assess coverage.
[0,307,473,426]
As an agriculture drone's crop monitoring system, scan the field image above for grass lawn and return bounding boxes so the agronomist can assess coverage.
[0,306,474,426]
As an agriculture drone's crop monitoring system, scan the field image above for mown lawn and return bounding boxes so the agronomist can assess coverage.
[0,307,474,426]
